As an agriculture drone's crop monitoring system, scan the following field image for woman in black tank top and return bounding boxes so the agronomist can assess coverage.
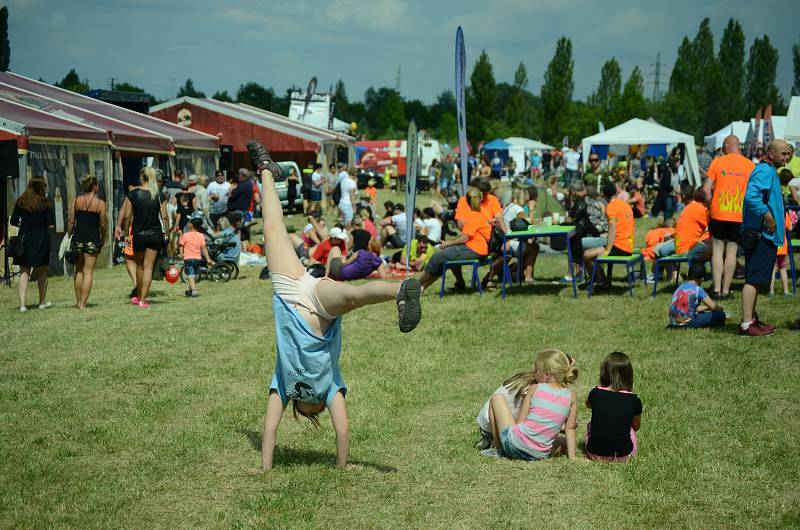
[67,175,107,310]
[114,167,168,308]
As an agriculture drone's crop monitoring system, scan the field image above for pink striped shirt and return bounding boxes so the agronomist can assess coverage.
[509,383,572,458]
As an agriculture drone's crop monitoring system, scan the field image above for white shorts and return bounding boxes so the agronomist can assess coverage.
[270,271,337,321]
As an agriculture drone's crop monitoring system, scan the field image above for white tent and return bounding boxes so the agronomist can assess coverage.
[782,98,800,144]
[505,137,554,174]
[704,121,750,152]
[582,118,701,186]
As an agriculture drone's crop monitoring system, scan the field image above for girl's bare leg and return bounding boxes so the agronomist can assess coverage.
[74,254,84,305]
[79,253,97,309]
[140,248,158,302]
[17,266,30,307]
[259,168,305,279]
[488,394,515,454]
[315,277,399,317]
[35,266,48,304]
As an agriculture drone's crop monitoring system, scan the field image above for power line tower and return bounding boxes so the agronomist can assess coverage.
[395,65,401,94]
[648,52,667,101]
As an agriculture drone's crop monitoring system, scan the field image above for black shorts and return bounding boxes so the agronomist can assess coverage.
[609,246,631,257]
[329,257,343,280]
[709,219,741,243]
[744,237,777,288]
[132,232,163,252]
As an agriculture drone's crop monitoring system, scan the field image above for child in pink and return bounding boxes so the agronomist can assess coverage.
[179,218,213,297]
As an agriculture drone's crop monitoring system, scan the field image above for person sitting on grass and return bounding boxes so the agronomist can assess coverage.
[488,349,578,461]
[327,239,389,281]
[390,235,435,272]
[305,226,348,276]
[417,187,491,293]
[379,203,407,249]
[585,352,642,462]
[475,370,535,450]
[668,261,726,329]
[247,140,421,471]
[179,217,214,298]
[582,181,634,290]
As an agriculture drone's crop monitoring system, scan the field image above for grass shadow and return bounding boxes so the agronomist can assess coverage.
[239,430,398,473]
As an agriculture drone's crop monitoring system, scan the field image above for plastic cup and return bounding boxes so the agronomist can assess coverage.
[543,216,553,226]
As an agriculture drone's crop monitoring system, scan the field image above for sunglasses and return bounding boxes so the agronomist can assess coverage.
[589,158,600,162]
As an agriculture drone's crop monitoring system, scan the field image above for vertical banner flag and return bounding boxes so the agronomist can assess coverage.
[763,104,773,147]
[455,27,469,195]
[405,119,419,271]
[750,108,762,158]
[302,76,317,120]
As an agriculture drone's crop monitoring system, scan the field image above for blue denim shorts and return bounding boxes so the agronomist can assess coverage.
[184,259,201,278]
[499,426,540,461]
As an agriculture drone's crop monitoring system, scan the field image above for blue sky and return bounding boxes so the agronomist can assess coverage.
[6,0,796,105]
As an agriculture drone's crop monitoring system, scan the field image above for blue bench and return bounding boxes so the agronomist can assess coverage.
[651,254,688,297]
[439,259,484,298]
[587,254,646,298]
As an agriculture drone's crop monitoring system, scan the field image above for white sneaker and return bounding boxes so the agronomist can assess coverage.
[19,306,27,312]
[38,302,53,309]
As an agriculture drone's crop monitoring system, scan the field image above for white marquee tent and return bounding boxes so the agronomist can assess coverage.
[704,121,750,152]
[581,118,701,186]
[783,97,800,144]
[504,137,554,173]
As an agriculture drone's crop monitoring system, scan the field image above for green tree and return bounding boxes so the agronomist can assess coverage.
[792,34,800,96]
[334,79,350,123]
[404,99,430,130]
[236,82,273,110]
[745,35,781,114]
[591,58,622,125]
[56,69,89,93]
[505,62,530,135]
[114,81,144,93]
[715,19,746,123]
[429,90,456,125]
[211,90,234,102]
[376,88,406,138]
[541,36,574,144]
[466,50,497,143]
[437,113,457,145]
[0,7,10,72]
[617,66,648,122]
[177,78,205,98]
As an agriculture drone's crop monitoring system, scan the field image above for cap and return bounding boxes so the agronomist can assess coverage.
[188,174,198,183]
[328,227,347,240]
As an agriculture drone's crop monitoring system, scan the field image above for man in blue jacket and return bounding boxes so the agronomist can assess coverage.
[739,140,791,336]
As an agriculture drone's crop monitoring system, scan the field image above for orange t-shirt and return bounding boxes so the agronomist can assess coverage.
[707,153,755,222]
[641,227,675,259]
[606,198,634,253]
[179,230,206,260]
[777,212,792,256]
[674,201,710,254]
[455,194,502,224]
[461,210,491,256]
[365,186,377,201]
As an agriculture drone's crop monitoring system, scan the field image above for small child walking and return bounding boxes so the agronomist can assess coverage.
[770,211,793,297]
[475,371,535,450]
[179,217,213,298]
[668,262,726,329]
[488,349,578,461]
[585,352,642,462]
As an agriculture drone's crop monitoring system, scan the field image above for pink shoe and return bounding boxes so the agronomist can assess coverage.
[131,296,140,306]
[138,300,151,308]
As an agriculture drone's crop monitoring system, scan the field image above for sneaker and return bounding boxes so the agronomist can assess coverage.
[131,296,140,306]
[396,278,422,333]
[19,305,27,313]
[190,290,199,298]
[38,302,53,310]
[475,437,492,450]
[184,290,193,298]
[480,447,500,458]
[738,321,775,337]
[138,300,151,308]
[246,140,284,181]
[645,273,655,284]
[789,319,800,331]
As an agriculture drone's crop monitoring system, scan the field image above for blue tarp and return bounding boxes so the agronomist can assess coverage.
[483,138,511,150]
[646,144,667,158]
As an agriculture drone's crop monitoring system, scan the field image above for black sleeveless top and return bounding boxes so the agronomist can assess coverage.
[128,189,163,238]
[74,196,102,245]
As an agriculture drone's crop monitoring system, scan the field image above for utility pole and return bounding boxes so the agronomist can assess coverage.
[107,77,115,90]
[395,65,401,94]
[648,52,667,101]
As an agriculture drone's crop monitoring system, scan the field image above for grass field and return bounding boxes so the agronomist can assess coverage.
[2,188,799,529]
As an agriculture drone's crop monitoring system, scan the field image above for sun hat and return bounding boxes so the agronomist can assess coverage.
[329,227,347,240]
